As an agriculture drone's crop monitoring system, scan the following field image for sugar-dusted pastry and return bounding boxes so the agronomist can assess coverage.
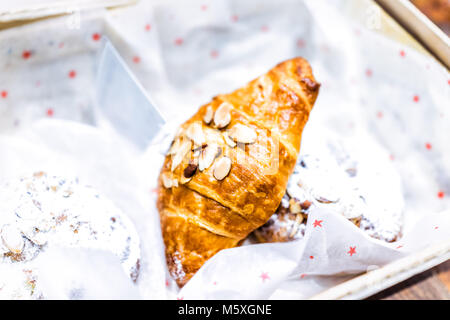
[0,172,140,299]
[157,57,320,286]
[253,134,404,244]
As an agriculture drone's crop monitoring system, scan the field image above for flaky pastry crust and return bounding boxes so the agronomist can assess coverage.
[157,57,320,286]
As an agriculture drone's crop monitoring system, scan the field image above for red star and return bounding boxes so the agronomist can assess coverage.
[347,246,356,256]
[261,25,269,32]
[46,108,54,117]
[133,56,141,64]
[213,281,217,285]
[68,70,76,78]
[174,37,184,46]
[399,50,406,57]
[1,90,7,98]
[413,95,420,103]
[425,142,432,150]
[321,44,330,53]
[309,255,314,259]
[150,187,158,194]
[58,42,64,49]
[365,69,373,77]
[438,191,445,199]
[92,33,101,41]
[177,296,184,300]
[434,226,439,230]
[260,272,270,282]
[396,245,403,249]
[22,50,32,59]
[165,279,169,287]
[313,220,323,228]
[201,4,208,11]
[231,15,239,22]
[377,111,383,118]
[145,24,151,31]
[296,39,305,48]
[210,50,219,58]
[300,273,306,279]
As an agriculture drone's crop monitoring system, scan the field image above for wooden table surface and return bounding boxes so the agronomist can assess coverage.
[367,260,450,300]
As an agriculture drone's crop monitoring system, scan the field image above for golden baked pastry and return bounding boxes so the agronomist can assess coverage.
[157,57,320,287]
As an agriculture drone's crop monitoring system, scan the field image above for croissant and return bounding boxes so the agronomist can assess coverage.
[157,57,320,286]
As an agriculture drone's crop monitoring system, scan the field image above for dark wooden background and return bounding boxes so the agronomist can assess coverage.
[367,260,449,300]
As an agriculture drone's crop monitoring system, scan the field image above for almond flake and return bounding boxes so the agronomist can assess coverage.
[213,156,232,180]
[168,138,181,155]
[222,132,236,148]
[199,143,219,171]
[289,198,301,214]
[289,214,304,238]
[161,173,173,188]
[185,122,205,146]
[193,149,201,158]
[1,225,24,254]
[171,139,192,172]
[180,175,192,184]
[213,102,232,128]
[203,105,214,124]
[227,124,257,144]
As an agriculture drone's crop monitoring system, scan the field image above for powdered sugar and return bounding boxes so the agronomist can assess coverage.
[0,172,141,299]
[255,130,404,243]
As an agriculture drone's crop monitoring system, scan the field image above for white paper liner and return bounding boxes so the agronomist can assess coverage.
[0,0,448,299]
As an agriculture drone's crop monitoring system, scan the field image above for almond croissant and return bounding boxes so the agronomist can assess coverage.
[157,57,320,287]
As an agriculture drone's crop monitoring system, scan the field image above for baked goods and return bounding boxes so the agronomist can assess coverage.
[0,172,140,299]
[253,135,404,244]
[157,57,320,286]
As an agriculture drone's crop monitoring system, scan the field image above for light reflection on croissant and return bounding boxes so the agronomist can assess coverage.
[157,57,320,287]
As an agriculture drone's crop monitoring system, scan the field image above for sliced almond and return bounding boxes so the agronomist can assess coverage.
[203,105,214,124]
[222,131,236,148]
[316,196,337,204]
[213,156,232,180]
[213,102,232,128]
[289,214,304,238]
[289,198,302,214]
[172,179,179,188]
[168,138,181,155]
[227,124,257,144]
[193,149,201,158]
[215,146,223,158]
[199,143,219,171]
[1,225,24,254]
[161,173,173,188]
[180,175,192,184]
[171,139,192,172]
[185,122,205,146]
